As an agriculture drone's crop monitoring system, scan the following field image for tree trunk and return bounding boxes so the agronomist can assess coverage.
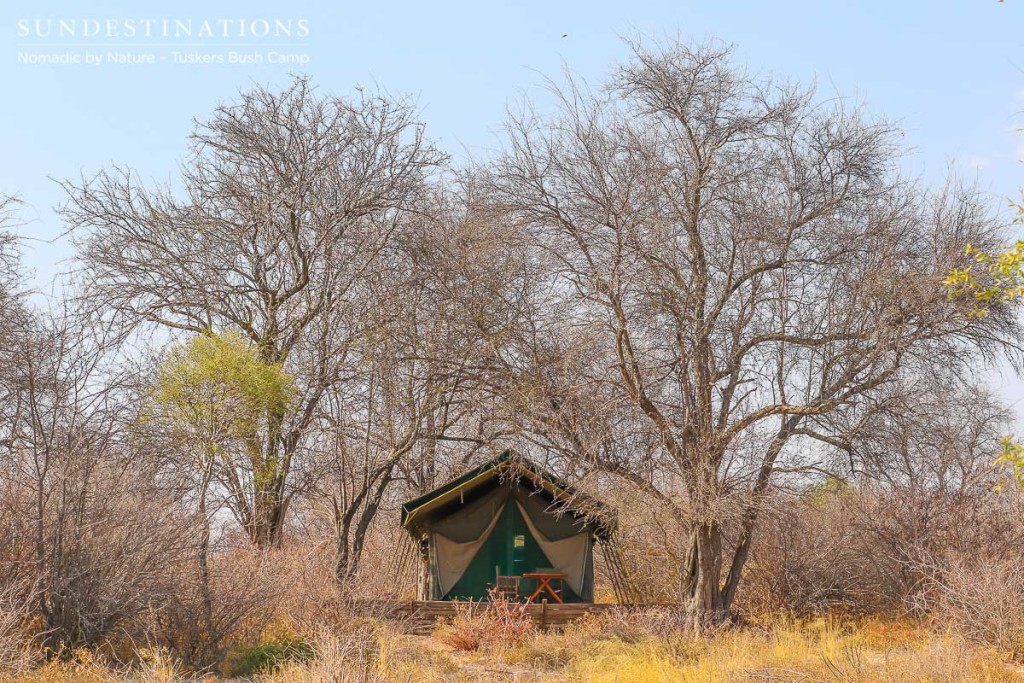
[416,543,431,601]
[331,516,377,584]
[333,468,393,584]
[681,521,728,628]
[246,433,291,549]
[196,499,214,640]
[34,468,57,654]
[247,404,291,549]
[334,531,354,585]
[250,486,287,548]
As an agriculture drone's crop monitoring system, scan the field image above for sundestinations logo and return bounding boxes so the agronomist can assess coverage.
[14,17,312,67]
[16,18,311,41]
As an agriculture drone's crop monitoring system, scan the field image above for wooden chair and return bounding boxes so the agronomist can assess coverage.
[494,570,521,601]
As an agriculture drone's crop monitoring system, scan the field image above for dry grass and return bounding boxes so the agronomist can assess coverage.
[433,591,536,653]
[0,648,186,683]
[562,617,1019,683]
[268,613,1024,683]
[2,615,1022,682]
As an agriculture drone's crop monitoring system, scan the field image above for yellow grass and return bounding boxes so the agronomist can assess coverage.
[0,647,189,683]
[566,619,1020,683]
[3,617,1023,682]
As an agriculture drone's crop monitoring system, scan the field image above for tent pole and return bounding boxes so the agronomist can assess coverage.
[603,537,640,605]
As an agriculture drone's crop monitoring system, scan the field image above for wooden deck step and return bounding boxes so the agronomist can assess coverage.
[362,600,624,631]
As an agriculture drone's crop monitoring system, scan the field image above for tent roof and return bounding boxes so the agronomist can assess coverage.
[400,450,615,539]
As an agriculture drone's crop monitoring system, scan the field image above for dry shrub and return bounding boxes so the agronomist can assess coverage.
[923,556,1024,658]
[272,556,417,660]
[597,485,684,604]
[260,626,404,683]
[433,609,481,653]
[285,503,421,604]
[739,482,1024,618]
[264,540,337,627]
[341,523,420,601]
[147,545,282,668]
[433,591,535,652]
[0,457,191,653]
[0,583,36,674]
[241,550,406,681]
[741,489,874,616]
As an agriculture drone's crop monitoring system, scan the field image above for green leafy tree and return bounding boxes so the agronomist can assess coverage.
[945,199,1024,482]
[153,330,296,538]
[944,203,1024,316]
[149,331,294,643]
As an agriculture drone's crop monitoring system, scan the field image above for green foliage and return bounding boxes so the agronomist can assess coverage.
[946,201,1024,486]
[153,330,295,453]
[944,201,1024,317]
[227,634,314,677]
[805,476,850,507]
[994,436,1024,491]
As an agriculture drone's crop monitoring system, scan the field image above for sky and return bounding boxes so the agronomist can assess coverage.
[1,0,1024,411]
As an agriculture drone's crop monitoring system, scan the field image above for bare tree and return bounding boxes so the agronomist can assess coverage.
[0,196,28,418]
[304,196,515,583]
[61,77,446,547]
[485,38,1020,624]
[0,302,188,650]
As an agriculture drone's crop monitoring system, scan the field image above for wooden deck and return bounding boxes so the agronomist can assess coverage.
[364,600,623,632]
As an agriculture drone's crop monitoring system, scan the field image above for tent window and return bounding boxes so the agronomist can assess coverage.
[513,534,525,548]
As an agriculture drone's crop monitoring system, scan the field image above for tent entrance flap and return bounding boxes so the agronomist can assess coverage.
[514,499,590,596]
[427,483,511,598]
[431,500,506,597]
[440,488,592,602]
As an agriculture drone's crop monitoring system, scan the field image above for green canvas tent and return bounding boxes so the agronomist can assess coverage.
[401,451,614,602]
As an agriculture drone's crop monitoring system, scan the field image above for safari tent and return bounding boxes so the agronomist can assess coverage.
[400,451,614,603]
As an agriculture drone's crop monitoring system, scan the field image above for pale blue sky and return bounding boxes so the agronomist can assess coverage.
[3,0,1024,407]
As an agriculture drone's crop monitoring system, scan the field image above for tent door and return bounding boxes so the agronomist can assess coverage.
[511,533,526,573]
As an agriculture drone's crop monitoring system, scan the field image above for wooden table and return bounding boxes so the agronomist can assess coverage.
[522,572,567,604]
